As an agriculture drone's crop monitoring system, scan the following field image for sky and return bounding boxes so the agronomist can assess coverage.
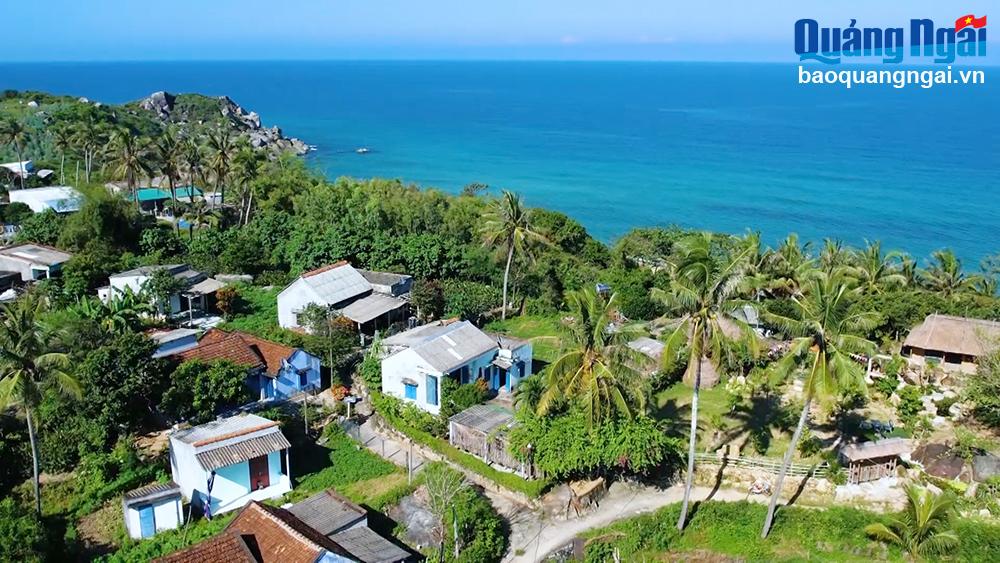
[2,1,995,62]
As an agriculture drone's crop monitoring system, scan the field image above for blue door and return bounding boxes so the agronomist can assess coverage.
[138,505,156,538]
[426,375,438,406]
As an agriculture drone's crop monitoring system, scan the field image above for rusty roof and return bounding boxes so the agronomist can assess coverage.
[177,329,298,376]
[226,502,355,562]
[195,431,291,472]
[153,531,258,563]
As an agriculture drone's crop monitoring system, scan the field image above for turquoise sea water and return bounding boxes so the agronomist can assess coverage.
[1,61,997,262]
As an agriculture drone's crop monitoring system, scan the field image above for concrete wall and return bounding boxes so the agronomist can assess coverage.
[108,274,185,315]
[0,256,53,281]
[277,278,322,329]
[124,496,183,539]
[382,346,509,414]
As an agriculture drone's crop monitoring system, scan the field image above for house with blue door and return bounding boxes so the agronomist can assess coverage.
[380,320,532,415]
[123,482,183,539]
[175,329,322,401]
[168,413,293,516]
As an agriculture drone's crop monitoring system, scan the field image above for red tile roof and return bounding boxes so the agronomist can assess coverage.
[153,531,257,563]
[177,329,297,377]
[301,260,349,278]
[225,501,353,562]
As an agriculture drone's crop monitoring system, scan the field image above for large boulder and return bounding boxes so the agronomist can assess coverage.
[972,454,1000,482]
[139,91,175,120]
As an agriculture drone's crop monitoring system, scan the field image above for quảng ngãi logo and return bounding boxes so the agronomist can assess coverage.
[794,14,987,64]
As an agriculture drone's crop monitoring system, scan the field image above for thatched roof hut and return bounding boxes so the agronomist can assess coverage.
[902,314,1000,373]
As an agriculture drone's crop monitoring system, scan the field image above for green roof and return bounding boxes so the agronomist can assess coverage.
[130,186,202,202]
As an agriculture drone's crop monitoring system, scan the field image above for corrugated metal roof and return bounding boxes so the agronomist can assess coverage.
[196,431,291,471]
[410,321,498,373]
[0,243,72,267]
[300,262,371,307]
[123,481,182,504]
[172,413,279,445]
[331,526,412,563]
[357,269,411,287]
[382,320,464,349]
[449,403,515,435]
[287,490,366,536]
[340,293,407,324]
[186,277,227,295]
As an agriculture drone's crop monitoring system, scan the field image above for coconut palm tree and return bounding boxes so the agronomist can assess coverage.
[0,294,81,515]
[51,125,75,185]
[763,234,816,298]
[154,128,184,231]
[232,145,262,225]
[759,272,878,538]
[819,239,852,277]
[848,240,906,294]
[205,128,237,205]
[75,119,107,184]
[107,129,151,209]
[920,249,975,297]
[864,484,959,559]
[652,233,759,531]
[538,288,650,426]
[1,119,30,189]
[481,191,547,320]
[182,137,203,195]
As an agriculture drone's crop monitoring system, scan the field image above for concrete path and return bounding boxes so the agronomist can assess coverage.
[503,482,760,563]
[354,419,428,475]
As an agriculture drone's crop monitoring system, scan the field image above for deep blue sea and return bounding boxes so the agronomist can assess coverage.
[1,61,997,263]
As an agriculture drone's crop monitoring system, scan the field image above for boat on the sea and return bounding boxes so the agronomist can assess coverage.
[356,147,371,154]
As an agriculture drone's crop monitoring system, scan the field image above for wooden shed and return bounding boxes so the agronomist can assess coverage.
[448,403,536,478]
[840,438,912,484]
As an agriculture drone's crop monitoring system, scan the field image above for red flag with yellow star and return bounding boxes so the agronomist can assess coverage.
[955,14,987,31]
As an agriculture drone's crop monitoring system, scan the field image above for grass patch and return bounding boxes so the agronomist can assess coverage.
[95,513,235,563]
[581,500,1000,562]
[485,314,566,365]
[291,425,401,501]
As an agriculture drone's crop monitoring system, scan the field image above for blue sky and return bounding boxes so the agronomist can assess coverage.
[3,1,994,62]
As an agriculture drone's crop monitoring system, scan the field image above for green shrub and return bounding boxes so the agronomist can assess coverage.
[896,385,925,425]
[0,498,46,563]
[872,374,900,399]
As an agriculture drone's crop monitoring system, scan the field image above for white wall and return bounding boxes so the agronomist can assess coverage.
[125,496,183,539]
[277,278,323,329]
[381,348,444,414]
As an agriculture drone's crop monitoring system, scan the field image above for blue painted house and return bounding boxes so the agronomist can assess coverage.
[168,413,292,516]
[176,329,322,401]
[380,320,533,415]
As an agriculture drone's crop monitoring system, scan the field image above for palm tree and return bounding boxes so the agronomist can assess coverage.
[759,272,878,538]
[75,288,152,334]
[921,249,975,297]
[0,294,81,515]
[864,484,959,559]
[182,137,203,197]
[75,119,107,184]
[481,191,547,320]
[205,128,237,205]
[1,119,30,189]
[232,145,262,225]
[763,234,816,298]
[652,233,758,531]
[538,288,650,426]
[154,128,184,232]
[107,129,151,209]
[848,240,906,294]
[51,125,75,185]
[819,238,851,276]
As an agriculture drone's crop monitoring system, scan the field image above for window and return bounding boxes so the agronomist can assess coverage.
[298,370,308,388]
[404,382,417,400]
[426,375,439,406]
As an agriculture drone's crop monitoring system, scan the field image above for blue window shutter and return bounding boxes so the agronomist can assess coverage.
[427,376,438,406]
[404,383,417,400]
[138,505,156,538]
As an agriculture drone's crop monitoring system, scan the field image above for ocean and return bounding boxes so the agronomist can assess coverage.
[1,61,997,263]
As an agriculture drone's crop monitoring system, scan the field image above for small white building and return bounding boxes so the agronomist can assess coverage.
[122,481,183,539]
[168,413,292,516]
[0,243,72,282]
[277,261,410,334]
[381,320,532,415]
[1,160,34,179]
[8,186,83,213]
[99,264,208,316]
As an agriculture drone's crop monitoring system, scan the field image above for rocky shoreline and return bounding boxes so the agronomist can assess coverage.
[136,91,309,155]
